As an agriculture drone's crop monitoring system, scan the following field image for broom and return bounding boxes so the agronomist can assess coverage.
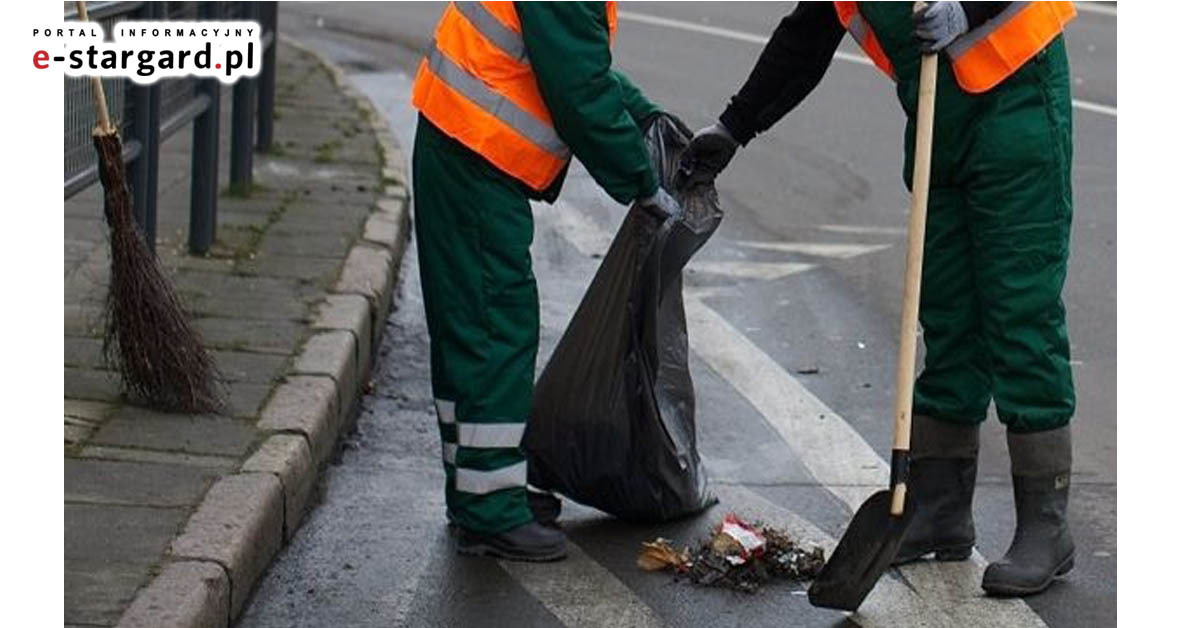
[77,1,222,413]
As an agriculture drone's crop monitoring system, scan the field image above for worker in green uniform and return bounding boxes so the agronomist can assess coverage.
[411,1,677,562]
[678,2,1077,596]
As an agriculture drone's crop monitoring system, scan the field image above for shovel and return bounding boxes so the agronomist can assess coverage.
[807,28,939,613]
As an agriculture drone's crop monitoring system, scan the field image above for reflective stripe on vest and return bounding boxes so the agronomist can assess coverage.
[835,1,895,79]
[944,1,1076,93]
[833,1,1074,94]
[424,44,569,160]
[411,1,618,190]
[454,1,527,62]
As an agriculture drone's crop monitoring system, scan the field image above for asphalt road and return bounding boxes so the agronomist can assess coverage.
[239,3,1117,627]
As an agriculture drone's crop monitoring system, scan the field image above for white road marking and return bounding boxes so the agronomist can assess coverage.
[1071,99,1118,116]
[618,10,772,46]
[689,260,817,281]
[500,542,666,628]
[1076,2,1118,17]
[536,200,612,258]
[819,224,907,237]
[684,296,887,509]
[619,9,1117,118]
[617,9,870,66]
[738,241,892,259]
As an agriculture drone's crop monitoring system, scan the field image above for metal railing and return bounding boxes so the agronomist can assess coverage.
[63,1,279,255]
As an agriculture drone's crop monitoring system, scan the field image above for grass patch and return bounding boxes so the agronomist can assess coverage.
[230,189,300,265]
[222,181,270,199]
[314,138,344,163]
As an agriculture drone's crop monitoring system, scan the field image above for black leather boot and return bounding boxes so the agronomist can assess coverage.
[893,415,979,565]
[457,520,567,562]
[983,426,1075,596]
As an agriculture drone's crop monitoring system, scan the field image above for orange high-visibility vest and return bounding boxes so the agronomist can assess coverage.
[834,1,1076,93]
[412,1,619,191]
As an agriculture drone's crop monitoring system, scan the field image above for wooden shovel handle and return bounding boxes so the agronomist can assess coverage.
[75,1,113,135]
[890,48,938,516]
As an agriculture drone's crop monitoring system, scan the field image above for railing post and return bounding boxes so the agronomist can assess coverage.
[229,2,258,194]
[129,2,163,251]
[256,2,278,152]
[189,54,221,252]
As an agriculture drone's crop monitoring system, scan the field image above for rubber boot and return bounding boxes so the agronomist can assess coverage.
[982,426,1075,596]
[893,415,979,565]
[457,520,567,562]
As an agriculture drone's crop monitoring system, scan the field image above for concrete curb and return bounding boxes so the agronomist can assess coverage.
[168,473,285,617]
[242,434,315,539]
[115,562,229,628]
[116,37,412,628]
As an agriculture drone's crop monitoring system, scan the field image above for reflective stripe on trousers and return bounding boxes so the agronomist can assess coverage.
[436,398,528,494]
[435,398,457,425]
[455,420,527,494]
[458,422,525,448]
[457,461,527,495]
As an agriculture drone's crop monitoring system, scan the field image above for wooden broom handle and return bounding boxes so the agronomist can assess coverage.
[890,5,938,516]
[75,1,113,135]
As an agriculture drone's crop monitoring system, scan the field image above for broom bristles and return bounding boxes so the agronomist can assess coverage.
[93,131,223,413]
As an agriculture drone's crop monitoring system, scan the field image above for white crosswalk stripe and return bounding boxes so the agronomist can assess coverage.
[818,224,907,237]
[689,260,817,281]
[737,241,892,259]
[500,542,667,628]
[684,296,888,509]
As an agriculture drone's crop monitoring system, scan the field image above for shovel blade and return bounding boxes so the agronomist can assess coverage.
[808,489,916,611]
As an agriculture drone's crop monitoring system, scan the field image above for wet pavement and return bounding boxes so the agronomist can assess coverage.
[237,3,1117,627]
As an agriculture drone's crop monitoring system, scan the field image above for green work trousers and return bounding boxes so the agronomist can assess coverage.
[412,116,536,534]
[908,42,1076,432]
[863,4,1076,432]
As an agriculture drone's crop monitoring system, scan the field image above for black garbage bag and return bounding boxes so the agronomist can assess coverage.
[523,113,722,521]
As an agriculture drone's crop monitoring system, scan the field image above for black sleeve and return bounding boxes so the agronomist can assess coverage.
[717,2,845,146]
[962,2,1012,29]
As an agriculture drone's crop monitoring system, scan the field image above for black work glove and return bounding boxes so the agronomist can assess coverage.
[913,1,969,53]
[675,122,739,188]
[636,187,682,222]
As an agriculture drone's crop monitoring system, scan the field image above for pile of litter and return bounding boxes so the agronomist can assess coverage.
[638,514,826,594]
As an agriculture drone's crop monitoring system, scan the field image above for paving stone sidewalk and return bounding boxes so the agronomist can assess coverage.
[64,41,411,628]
